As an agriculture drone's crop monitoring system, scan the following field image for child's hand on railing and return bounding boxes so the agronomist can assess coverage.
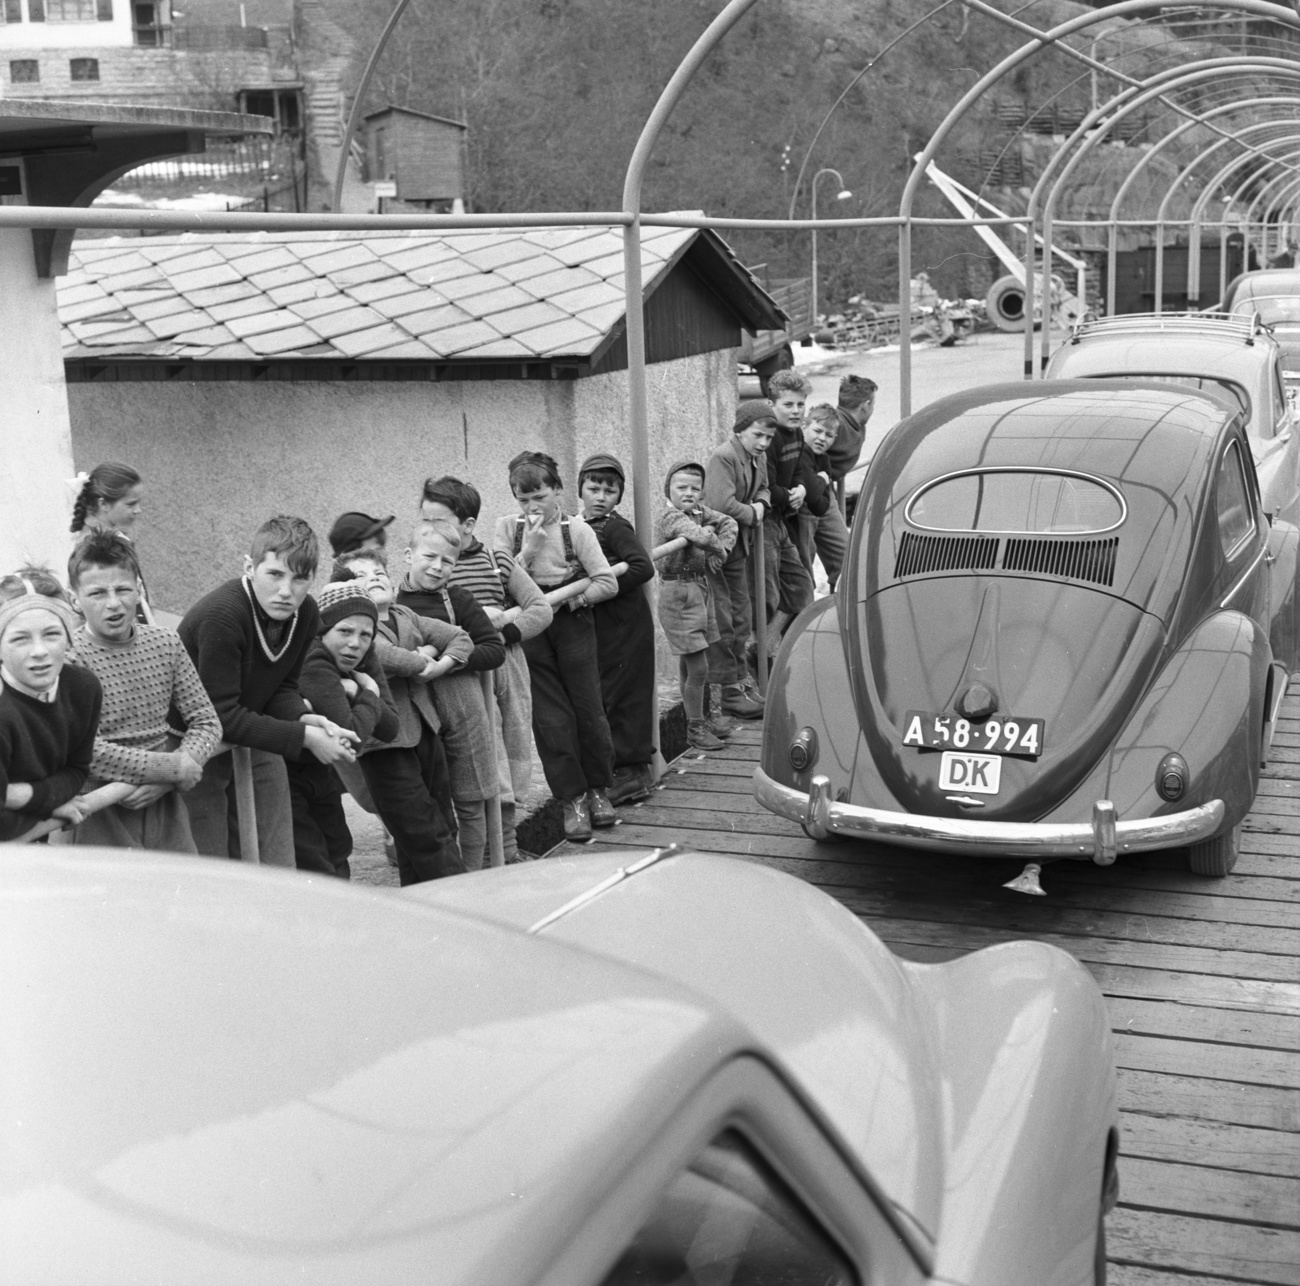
[51,797,90,827]
[119,784,174,811]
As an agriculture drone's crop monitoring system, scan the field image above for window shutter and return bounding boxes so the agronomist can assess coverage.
[96,0,111,17]
[28,0,45,21]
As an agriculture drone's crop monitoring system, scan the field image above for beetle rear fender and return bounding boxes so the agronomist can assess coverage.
[761,598,878,803]
[904,942,1117,1286]
[1107,610,1269,828]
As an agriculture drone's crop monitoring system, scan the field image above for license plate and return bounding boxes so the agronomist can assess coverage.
[902,710,1044,759]
[938,751,1002,795]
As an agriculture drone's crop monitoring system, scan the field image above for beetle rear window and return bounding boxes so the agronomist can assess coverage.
[907,469,1124,534]
[1234,296,1300,324]
[1087,372,1250,419]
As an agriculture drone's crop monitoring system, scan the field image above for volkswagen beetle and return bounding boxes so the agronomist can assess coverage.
[2,845,1118,1286]
[756,380,1299,876]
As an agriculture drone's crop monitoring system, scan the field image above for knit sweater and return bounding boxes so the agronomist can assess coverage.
[294,639,400,746]
[177,578,320,760]
[0,663,102,841]
[395,579,506,673]
[588,511,654,629]
[450,541,553,644]
[370,604,473,750]
[654,504,737,578]
[73,624,222,786]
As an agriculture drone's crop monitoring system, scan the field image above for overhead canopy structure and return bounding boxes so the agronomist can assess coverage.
[0,99,269,572]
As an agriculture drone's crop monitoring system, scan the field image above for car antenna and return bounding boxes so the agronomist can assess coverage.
[1003,862,1047,897]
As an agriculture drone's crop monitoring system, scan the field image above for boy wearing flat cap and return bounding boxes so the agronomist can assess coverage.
[328,511,395,559]
[577,452,657,803]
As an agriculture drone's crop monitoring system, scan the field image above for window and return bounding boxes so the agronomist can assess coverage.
[1089,372,1252,422]
[907,469,1125,535]
[69,56,99,79]
[9,59,39,82]
[1236,296,1300,325]
[600,1131,857,1286]
[1216,440,1256,558]
[45,0,97,18]
[28,0,44,20]
[2,0,23,23]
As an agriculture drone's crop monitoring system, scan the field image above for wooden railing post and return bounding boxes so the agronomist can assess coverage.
[231,745,260,864]
[753,523,768,698]
[479,671,505,868]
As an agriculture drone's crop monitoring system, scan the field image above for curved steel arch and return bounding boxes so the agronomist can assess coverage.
[1032,59,1300,371]
[897,0,1300,413]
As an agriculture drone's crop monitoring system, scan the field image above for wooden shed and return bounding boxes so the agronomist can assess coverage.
[363,106,467,206]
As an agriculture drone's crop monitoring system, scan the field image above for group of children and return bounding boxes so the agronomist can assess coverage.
[0,370,874,871]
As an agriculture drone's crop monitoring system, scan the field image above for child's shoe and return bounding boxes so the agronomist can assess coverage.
[608,764,653,805]
[721,682,764,719]
[588,788,618,828]
[687,719,727,751]
[563,794,593,841]
[706,685,736,738]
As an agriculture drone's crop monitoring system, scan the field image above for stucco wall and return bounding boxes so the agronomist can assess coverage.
[67,348,738,616]
[0,227,78,577]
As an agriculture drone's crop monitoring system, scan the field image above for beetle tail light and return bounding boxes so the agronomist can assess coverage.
[789,727,819,772]
[1156,752,1189,801]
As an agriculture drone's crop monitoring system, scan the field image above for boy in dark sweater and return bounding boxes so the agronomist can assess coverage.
[576,452,658,803]
[0,589,102,843]
[179,515,358,865]
[794,404,838,576]
[763,369,817,650]
[288,581,399,879]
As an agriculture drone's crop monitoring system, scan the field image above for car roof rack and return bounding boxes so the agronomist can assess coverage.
[1067,311,1268,346]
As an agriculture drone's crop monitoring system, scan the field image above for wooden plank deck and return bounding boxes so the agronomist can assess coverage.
[563,698,1300,1286]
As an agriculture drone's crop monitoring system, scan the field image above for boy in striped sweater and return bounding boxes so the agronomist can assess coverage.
[421,475,552,861]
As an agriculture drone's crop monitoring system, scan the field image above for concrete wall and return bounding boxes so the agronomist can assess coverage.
[67,348,739,614]
[0,226,78,576]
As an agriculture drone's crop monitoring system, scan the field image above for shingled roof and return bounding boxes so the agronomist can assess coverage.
[58,225,783,366]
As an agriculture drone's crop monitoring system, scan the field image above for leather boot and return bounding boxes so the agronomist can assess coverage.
[587,787,618,828]
[721,682,764,719]
[688,719,726,751]
[562,794,593,842]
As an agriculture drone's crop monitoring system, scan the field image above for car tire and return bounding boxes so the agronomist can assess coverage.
[1187,823,1240,877]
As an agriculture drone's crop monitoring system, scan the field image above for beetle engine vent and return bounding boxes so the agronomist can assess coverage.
[1002,536,1118,586]
[894,532,999,578]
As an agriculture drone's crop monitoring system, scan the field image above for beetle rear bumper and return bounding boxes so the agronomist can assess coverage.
[753,769,1225,863]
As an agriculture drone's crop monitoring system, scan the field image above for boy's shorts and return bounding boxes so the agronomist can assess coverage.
[657,578,719,655]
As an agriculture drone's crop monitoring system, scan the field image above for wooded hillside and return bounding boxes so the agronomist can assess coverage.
[330,0,1132,304]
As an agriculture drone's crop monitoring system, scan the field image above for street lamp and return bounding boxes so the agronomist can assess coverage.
[811,167,852,326]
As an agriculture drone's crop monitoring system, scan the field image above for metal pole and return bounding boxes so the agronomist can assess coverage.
[621,0,761,773]
[231,745,260,864]
[331,0,416,213]
[811,184,819,328]
[753,522,768,698]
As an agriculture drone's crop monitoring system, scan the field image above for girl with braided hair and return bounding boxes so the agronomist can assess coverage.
[69,463,154,623]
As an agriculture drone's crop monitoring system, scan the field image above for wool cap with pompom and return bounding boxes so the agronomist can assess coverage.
[733,400,778,433]
[315,581,379,635]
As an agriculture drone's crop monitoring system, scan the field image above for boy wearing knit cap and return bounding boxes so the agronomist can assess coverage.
[67,533,221,853]
[704,401,774,720]
[179,515,358,866]
[577,452,657,803]
[286,581,400,878]
[656,460,738,751]
[0,584,102,843]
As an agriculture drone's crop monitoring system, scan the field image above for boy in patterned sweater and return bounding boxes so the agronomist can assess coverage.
[67,534,221,853]
[420,475,552,863]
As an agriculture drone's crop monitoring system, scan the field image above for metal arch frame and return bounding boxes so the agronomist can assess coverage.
[1189,133,1300,299]
[1031,58,1300,375]
[1160,115,1300,306]
[1154,112,1300,312]
[1102,99,1300,314]
[898,0,1300,415]
[1242,166,1300,260]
